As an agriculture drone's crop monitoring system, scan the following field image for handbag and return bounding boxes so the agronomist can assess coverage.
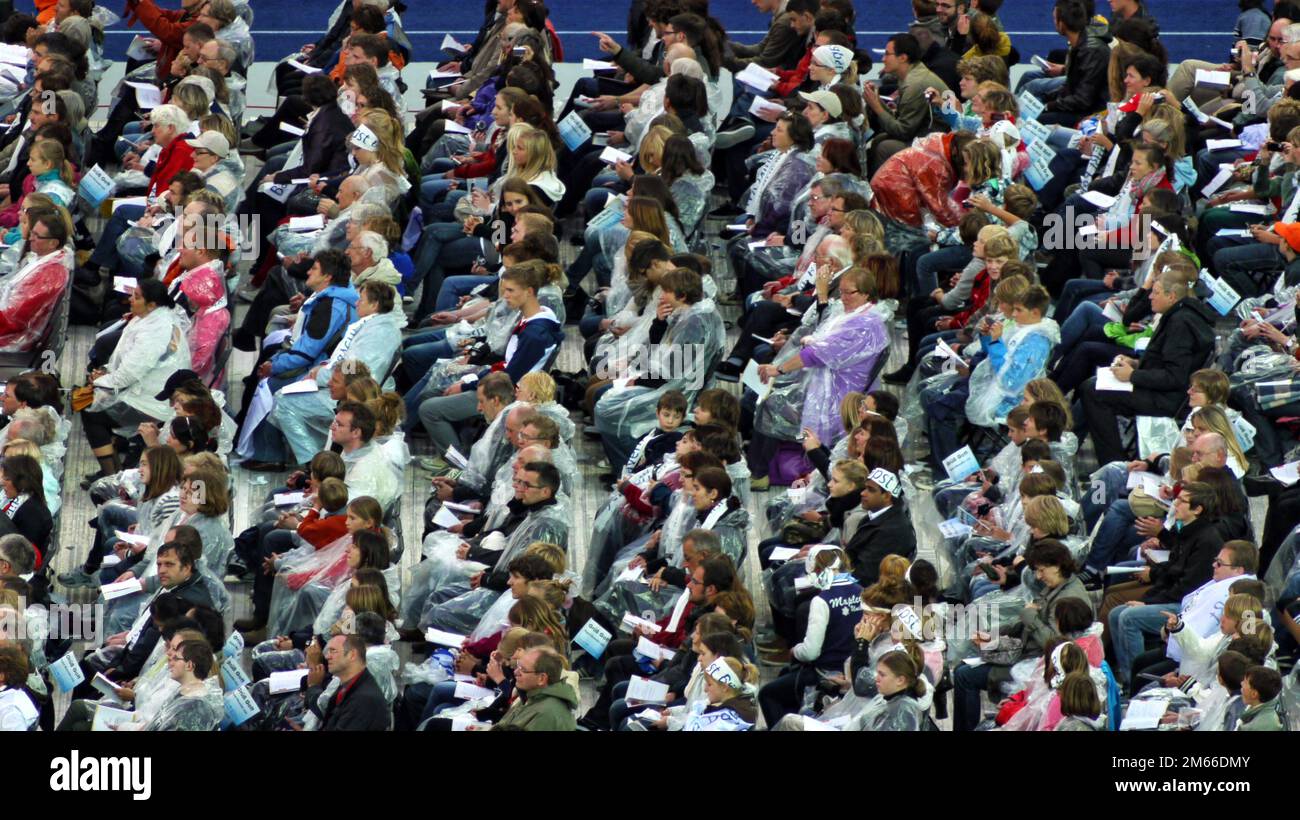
[780,516,829,546]
[70,385,95,412]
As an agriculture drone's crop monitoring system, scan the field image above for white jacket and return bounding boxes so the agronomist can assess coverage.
[93,307,191,420]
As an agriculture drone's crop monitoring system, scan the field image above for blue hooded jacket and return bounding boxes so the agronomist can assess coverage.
[269,284,360,378]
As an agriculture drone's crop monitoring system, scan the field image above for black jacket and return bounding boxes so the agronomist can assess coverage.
[318,667,391,731]
[1044,37,1110,117]
[117,573,215,680]
[273,102,356,184]
[1146,516,1222,604]
[1128,297,1217,416]
[844,503,917,586]
[305,3,354,69]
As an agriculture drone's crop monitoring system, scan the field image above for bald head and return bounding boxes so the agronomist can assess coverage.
[1193,433,1228,469]
[517,444,552,464]
[817,234,853,268]
[339,175,370,208]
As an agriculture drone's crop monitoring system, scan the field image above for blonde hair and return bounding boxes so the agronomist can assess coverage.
[172,82,212,120]
[638,125,673,173]
[517,372,556,403]
[1222,594,1272,648]
[1024,494,1069,538]
[199,112,238,151]
[367,392,405,437]
[21,192,73,236]
[979,225,1016,261]
[523,541,567,574]
[1189,406,1248,471]
[31,139,75,186]
[705,655,759,691]
[2,439,42,462]
[506,122,557,180]
[1024,378,1074,429]
[359,108,406,175]
[831,458,869,491]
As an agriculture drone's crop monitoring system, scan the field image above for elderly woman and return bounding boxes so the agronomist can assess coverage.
[81,278,191,482]
[593,268,726,470]
[748,265,889,489]
[270,280,405,466]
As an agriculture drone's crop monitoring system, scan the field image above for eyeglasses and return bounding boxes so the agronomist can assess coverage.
[840,288,860,296]
[29,231,52,240]
[1212,559,1237,569]
[687,575,704,586]
[512,478,543,489]
[516,666,537,675]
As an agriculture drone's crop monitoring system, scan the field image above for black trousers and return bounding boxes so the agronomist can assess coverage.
[726,300,800,363]
[1077,376,1178,465]
[585,639,640,727]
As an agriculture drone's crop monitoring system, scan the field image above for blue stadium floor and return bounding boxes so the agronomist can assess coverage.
[33,0,1238,64]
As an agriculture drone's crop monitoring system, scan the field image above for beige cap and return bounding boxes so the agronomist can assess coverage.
[184,130,230,158]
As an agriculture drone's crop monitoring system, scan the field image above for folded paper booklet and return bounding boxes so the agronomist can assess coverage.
[288,214,324,232]
[626,675,670,704]
[424,628,467,647]
[768,546,800,561]
[268,669,308,695]
[115,530,151,548]
[735,63,779,91]
[582,58,617,71]
[273,492,306,507]
[1095,366,1134,392]
[101,578,143,601]
[280,379,319,395]
[620,612,661,633]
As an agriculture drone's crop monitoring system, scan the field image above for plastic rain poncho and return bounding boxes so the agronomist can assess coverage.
[91,305,191,423]
[594,298,726,448]
[965,320,1061,428]
[0,248,71,351]
[755,301,889,445]
[869,131,966,230]
[171,260,230,382]
[419,499,570,633]
[266,531,353,638]
[140,687,224,731]
[312,561,403,636]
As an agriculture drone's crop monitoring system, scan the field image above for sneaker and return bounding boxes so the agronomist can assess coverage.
[236,282,260,303]
[714,122,756,150]
[1077,568,1103,590]
[58,568,95,587]
[750,475,770,492]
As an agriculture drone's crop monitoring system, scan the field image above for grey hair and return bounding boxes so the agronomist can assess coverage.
[350,202,388,224]
[670,56,704,80]
[820,234,854,268]
[55,90,86,129]
[204,0,238,26]
[355,230,388,262]
[149,104,192,133]
[1156,272,1190,299]
[58,15,93,50]
[10,408,53,446]
[1284,22,1300,43]
[213,39,238,68]
[683,528,721,553]
[357,0,390,9]
[0,534,34,575]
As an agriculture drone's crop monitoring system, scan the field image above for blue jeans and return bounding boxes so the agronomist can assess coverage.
[1056,281,1111,329]
[1083,499,1141,574]
[914,244,972,297]
[90,204,147,270]
[1082,461,1130,530]
[1015,72,1066,97]
[414,225,484,322]
[418,174,461,214]
[1058,298,1111,353]
[953,660,994,731]
[400,329,454,427]
[417,680,463,725]
[1108,602,1172,684]
[923,377,971,470]
[435,274,496,313]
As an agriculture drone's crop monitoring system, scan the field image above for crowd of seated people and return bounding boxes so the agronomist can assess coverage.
[0,0,1298,736]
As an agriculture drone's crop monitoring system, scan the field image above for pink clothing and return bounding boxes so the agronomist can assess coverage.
[0,249,71,350]
[1040,635,1105,731]
[175,261,230,381]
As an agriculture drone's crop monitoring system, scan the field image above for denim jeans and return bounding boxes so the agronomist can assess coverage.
[1081,461,1130,530]
[1083,498,1141,574]
[90,204,147,270]
[914,244,972,296]
[417,680,463,726]
[418,174,461,214]
[1057,298,1111,352]
[436,274,496,313]
[1108,602,1172,684]
[1055,282,1112,329]
[953,659,994,731]
[1015,73,1066,97]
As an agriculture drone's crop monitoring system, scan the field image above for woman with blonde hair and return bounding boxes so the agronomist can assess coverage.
[1185,406,1249,477]
[1165,594,1273,687]
[842,210,887,263]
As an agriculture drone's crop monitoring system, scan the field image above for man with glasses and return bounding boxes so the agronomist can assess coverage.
[420,460,569,633]
[1109,541,1259,692]
[0,209,71,352]
[844,468,916,586]
[495,646,578,730]
[863,32,950,170]
[308,634,391,730]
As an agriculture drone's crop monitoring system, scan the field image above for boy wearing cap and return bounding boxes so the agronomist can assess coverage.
[844,467,917,586]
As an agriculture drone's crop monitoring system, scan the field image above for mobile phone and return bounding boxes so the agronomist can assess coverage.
[1137,672,1165,682]
[1267,141,1283,151]
[512,46,527,56]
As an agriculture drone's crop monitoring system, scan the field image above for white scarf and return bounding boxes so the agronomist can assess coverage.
[745,148,794,216]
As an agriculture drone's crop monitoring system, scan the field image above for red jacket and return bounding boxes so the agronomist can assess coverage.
[147,138,195,199]
[651,600,694,649]
[950,270,991,327]
[0,251,69,351]
[452,129,505,179]
[124,0,199,84]
[297,509,349,550]
[772,46,814,98]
